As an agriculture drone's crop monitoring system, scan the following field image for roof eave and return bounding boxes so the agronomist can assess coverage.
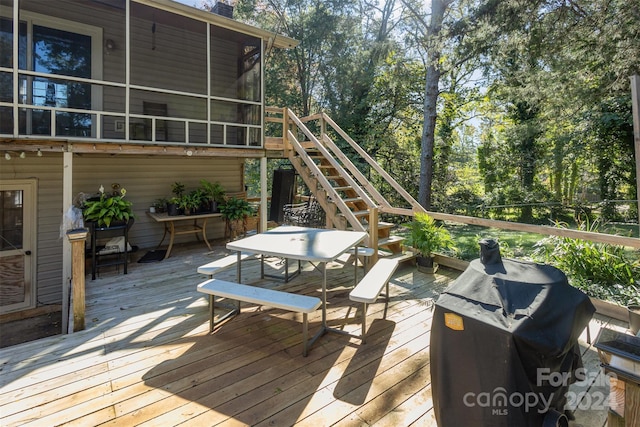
[136,0,299,49]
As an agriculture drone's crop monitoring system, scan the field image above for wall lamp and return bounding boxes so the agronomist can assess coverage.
[105,39,116,54]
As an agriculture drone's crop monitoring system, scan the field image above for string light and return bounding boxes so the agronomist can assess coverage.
[37,149,42,157]
[4,152,11,160]
[19,152,26,159]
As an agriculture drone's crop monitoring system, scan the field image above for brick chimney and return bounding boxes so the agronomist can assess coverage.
[212,1,234,18]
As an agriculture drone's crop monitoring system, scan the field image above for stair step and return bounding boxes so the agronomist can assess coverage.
[333,186,352,191]
[343,197,363,203]
[352,210,370,217]
[377,235,405,247]
[364,221,394,231]
[384,251,416,264]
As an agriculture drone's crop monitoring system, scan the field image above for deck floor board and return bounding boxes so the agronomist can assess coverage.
[0,242,621,426]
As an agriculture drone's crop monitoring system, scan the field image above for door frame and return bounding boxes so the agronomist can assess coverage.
[0,179,37,314]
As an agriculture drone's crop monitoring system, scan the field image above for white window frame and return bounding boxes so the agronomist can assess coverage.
[8,10,103,135]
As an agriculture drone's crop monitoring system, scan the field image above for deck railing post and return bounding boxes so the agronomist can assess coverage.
[630,75,640,236]
[67,229,88,332]
[369,207,379,264]
[320,113,326,147]
[283,107,291,154]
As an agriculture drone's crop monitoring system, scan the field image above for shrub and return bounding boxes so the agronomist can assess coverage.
[532,220,640,306]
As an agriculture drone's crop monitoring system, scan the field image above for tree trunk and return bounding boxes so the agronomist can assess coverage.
[418,0,449,210]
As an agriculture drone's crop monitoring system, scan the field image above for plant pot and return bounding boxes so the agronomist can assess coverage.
[628,305,640,335]
[416,255,438,274]
[167,203,179,216]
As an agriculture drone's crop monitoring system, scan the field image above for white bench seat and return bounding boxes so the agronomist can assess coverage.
[349,258,399,343]
[197,279,322,356]
[197,253,255,277]
[347,246,376,276]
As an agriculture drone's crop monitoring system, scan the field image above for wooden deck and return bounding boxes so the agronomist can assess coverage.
[0,242,628,426]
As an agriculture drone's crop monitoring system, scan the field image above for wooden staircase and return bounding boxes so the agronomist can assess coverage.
[273,108,425,263]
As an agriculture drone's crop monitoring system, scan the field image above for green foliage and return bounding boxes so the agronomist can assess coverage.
[171,182,185,198]
[199,179,226,204]
[83,186,133,227]
[406,212,455,257]
[181,190,205,211]
[220,197,254,222]
[532,220,640,306]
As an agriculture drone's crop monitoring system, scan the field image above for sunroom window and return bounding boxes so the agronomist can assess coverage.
[0,11,100,137]
[24,25,93,136]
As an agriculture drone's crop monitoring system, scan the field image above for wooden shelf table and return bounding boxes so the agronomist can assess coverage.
[147,212,222,259]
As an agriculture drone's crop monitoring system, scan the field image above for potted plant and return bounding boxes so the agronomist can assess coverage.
[199,179,225,213]
[167,182,185,216]
[82,184,134,228]
[220,196,254,239]
[181,189,204,215]
[407,212,455,274]
[152,198,167,213]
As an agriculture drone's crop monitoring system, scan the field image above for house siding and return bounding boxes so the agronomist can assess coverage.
[73,155,244,250]
[1,153,244,308]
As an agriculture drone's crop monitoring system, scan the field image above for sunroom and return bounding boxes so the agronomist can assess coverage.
[0,0,296,146]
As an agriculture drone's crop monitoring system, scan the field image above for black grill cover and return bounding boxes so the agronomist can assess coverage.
[430,258,595,426]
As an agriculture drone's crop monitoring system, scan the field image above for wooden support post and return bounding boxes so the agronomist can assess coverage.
[67,229,88,332]
[283,107,291,155]
[320,113,326,146]
[631,75,640,235]
[369,207,379,264]
[626,381,640,426]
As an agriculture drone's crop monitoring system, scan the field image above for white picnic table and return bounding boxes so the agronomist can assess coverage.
[226,225,368,346]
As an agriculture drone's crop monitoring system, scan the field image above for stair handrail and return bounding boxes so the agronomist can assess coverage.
[287,111,376,208]
[320,113,426,214]
[285,110,370,233]
[320,133,390,209]
[289,111,377,208]
[286,129,368,235]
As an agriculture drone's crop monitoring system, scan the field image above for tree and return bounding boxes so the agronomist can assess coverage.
[401,0,453,209]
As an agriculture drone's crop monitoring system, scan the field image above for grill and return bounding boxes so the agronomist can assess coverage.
[430,239,595,426]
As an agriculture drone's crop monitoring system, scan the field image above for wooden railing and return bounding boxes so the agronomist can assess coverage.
[265,107,640,250]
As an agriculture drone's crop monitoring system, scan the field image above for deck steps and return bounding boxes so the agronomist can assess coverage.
[378,235,404,247]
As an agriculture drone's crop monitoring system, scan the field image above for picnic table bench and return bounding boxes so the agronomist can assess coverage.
[197,253,255,278]
[197,279,322,356]
[349,258,399,343]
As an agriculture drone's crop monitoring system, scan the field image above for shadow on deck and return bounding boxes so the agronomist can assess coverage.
[0,241,628,426]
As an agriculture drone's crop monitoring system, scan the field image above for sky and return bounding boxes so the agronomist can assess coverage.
[173,0,203,7]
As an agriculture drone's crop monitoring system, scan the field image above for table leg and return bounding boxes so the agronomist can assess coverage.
[321,261,327,328]
[201,218,212,251]
[353,245,359,286]
[308,261,328,350]
[164,222,176,259]
[236,250,242,283]
[155,224,168,250]
[193,219,201,243]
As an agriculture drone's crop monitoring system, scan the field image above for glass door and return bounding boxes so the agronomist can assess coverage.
[0,180,36,314]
